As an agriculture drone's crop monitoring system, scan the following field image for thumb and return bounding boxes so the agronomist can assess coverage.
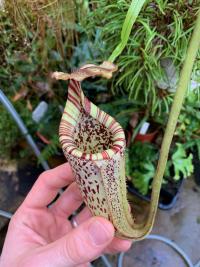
[36,217,114,267]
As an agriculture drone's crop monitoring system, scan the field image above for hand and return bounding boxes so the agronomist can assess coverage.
[0,163,132,267]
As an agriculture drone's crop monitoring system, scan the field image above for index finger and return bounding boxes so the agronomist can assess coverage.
[23,163,74,208]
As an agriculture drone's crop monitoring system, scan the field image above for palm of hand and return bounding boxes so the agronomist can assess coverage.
[17,206,72,246]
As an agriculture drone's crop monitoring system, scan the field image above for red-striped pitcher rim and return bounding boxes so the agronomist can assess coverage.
[59,79,126,161]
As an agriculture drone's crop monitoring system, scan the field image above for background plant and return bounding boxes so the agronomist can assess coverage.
[0,0,200,163]
[0,0,78,159]
[83,0,200,114]
[127,141,194,195]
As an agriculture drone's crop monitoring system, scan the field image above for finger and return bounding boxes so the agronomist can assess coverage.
[105,237,132,254]
[34,217,114,267]
[23,163,74,208]
[75,207,92,225]
[50,182,83,218]
[74,208,132,254]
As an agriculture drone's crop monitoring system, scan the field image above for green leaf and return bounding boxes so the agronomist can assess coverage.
[172,143,194,180]
[108,0,146,62]
[132,161,155,195]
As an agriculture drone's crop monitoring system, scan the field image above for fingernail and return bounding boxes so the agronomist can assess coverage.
[88,220,112,246]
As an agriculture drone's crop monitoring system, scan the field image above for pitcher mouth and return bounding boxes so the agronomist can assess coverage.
[59,80,126,160]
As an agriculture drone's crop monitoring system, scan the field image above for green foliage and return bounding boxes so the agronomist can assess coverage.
[0,1,79,159]
[0,2,76,95]
[127,141,194,195]
[40,135,60,162]
[37,103,62,137]
[174,91,200,160]
[0,100,35,158]
[82,0,200,115]
[176,91,200,140]
[170,143,193,180]
[108,0,146,62]
[99,98,142,128]
[0,108,21,158]
[127,142,158,195]
[1,0,200,165]
[132,162,155,195]
[36,103,62,161]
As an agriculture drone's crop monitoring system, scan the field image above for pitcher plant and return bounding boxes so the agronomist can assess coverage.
[52,3,200,240]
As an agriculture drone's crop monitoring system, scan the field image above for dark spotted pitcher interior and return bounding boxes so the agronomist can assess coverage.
[74,110,114,154]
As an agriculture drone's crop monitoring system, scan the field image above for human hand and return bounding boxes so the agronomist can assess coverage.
[0,163,132,267]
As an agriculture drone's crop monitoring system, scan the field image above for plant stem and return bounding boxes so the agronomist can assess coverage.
[147,10,200,232]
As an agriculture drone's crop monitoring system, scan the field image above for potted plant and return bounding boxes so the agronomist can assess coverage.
[124,83,200,207]
[126,140,194,209]
[174,92,200,186]
[127,111,162,144]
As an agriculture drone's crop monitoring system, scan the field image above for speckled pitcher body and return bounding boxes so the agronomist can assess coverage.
[59,74,136,238]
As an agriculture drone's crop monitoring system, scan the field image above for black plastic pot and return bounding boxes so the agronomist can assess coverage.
[127,177,184,210]
[192,148,200,186]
